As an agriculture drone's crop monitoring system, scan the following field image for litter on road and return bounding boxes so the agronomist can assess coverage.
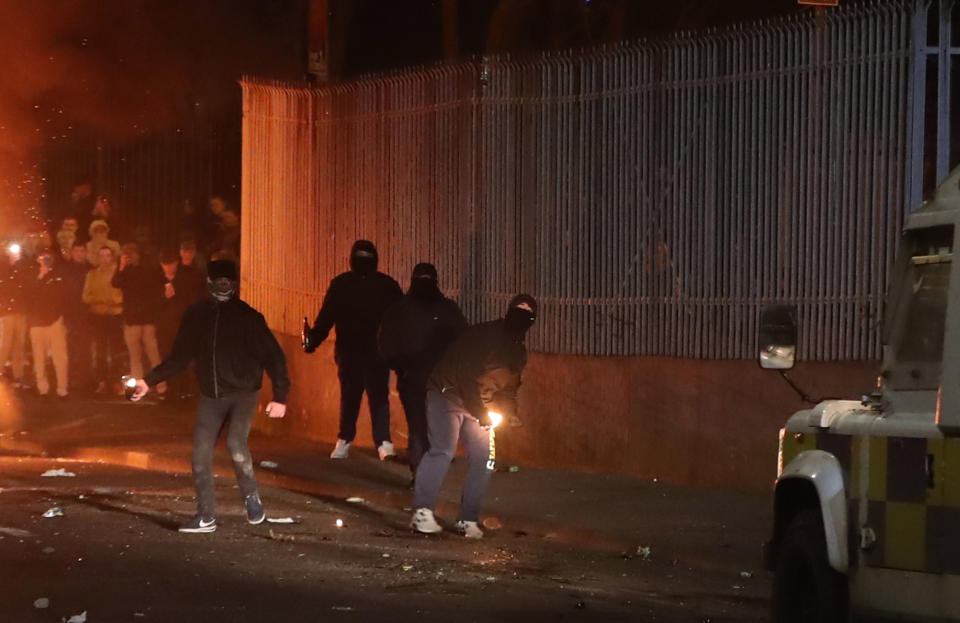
[259,461,278,469]
[41,468,76,477]
[345,497,365,504]
[636,546,652,560]
[0,526,33,538]
[266,517,295,524]
[331,606,354,612]
[65,611,87,623]
[42,507,64,518]
[33,598,49,609]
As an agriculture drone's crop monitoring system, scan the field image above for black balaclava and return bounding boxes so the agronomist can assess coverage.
[207,259,238,302]
[409,262,441,301]
[504,294,537,336]
[349,240,378,276]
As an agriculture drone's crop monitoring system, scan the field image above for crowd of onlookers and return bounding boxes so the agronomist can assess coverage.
[0,192,242,400]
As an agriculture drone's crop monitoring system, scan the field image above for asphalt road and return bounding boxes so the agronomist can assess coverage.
[0,392,771,622]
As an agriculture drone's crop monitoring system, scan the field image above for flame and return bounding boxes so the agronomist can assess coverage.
[487,411,503,428]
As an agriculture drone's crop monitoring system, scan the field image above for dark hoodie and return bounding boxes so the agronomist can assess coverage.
[308,240,403,360]
[377,264,467,385]
[427,295,537,422]
[144,263,290,402]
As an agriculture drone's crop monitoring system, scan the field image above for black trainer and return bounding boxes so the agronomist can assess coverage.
[178,515,217,534]
[245,493,265,525]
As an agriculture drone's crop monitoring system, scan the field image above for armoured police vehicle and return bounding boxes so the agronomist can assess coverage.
[764,166,960,622]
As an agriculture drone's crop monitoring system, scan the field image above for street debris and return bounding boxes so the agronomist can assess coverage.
[636,546,652,560]
[381,553,391,558]
[401,565,413,572]
[41,468,76,477]
[739,571,753,578]
[64,611,87,623]
[481,517,502,530]
[42,507,64,518]
[259,461,278,469]
[0,526,32,538]
[345,497,365,504]
[266,517,295,524]
[575,601,587,609]
[335,519,343,528]
[267,529,296,542]
[33,598,49,609]
[42,546,55,554]
[508,466,520,472]
[331,606,354,612]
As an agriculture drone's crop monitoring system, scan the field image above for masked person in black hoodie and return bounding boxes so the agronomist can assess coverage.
[378,263,466,483]
[130,260,290,533]
[410,294,537,539]
[304,240,403,460]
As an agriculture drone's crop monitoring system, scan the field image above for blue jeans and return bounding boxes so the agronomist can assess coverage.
[412,390,494,522]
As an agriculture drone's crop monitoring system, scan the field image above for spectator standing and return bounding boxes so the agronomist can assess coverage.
[304,240,403,460]
[26,250,68,398]
[218,210,241,260]
[0,242,28,388]
[204,196,227,257]
[83,246,123,394]
[61,242,92,392]
[55,218,80,259]
[175,240,205,303]
[85,220,120,267]
[112,243,166,398]
[378,263,467,483]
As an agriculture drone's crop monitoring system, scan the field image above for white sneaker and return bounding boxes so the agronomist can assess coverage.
[410,508,442,534]
[330,439,350,459]
[456,520,483,539]
[377,440,396,461]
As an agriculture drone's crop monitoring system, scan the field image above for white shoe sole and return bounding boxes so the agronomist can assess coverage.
[411,523,443,534]
[179,526,216,534]
[248,515,265,525]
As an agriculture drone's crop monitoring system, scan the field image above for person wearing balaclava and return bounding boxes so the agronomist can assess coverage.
[410,294,537,539]
[377,263,467,484]
[304,240,404,460]
[130,260,290,534]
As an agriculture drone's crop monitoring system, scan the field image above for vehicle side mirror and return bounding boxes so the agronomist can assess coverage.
[759,304,797,370]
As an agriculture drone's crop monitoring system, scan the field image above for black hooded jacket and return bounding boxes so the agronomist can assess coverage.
[427,319,528,422]
[144,296,290,403]
[377,282,467,385]
[308,241,403,360]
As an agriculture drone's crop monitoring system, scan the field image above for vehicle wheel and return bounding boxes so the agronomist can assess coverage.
[770,508,848,623]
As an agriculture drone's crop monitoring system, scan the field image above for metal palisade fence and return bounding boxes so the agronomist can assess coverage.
[241,1,915,360]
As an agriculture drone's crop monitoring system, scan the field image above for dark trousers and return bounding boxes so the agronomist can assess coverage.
[412,390,494,522]
[64,314,92,390]
[336,354,391,446]
[90,313,123,385]
[192,391,259,518]
[397,372,429,472]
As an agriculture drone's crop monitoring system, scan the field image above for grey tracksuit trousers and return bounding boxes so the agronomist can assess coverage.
[412,390,495,522]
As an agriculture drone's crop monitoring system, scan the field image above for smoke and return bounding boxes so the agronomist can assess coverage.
[0,0,303,233]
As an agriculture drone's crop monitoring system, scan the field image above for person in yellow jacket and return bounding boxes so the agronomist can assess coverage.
[83,245,123,394]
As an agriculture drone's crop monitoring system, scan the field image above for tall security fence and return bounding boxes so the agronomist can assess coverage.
[242,1,923,360]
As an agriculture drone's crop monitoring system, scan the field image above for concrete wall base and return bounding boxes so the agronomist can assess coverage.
[255,333,877,492]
